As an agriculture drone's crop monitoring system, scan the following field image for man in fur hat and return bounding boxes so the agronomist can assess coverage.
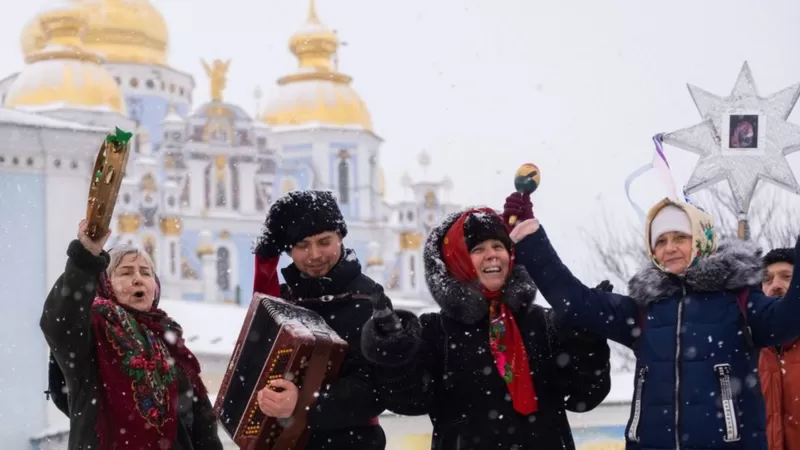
[251,190,407,450]
[759,247,800,450]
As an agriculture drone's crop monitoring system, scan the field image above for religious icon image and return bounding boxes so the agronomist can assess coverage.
[728,114,759,149]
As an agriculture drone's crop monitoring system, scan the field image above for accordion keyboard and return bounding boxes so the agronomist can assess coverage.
[243,348,293,437]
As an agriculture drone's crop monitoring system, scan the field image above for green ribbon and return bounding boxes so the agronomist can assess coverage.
[106,127,133,146]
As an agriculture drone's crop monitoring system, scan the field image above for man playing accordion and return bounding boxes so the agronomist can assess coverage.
[248,190,403,450]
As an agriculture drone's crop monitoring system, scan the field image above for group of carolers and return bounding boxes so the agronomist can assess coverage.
[40,187,800,450]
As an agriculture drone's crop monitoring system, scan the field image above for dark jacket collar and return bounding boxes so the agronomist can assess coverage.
[281,248,363,300]
[628,238,763,306]
[423,210,538,324]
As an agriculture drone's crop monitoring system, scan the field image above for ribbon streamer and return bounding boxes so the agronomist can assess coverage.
[624,134,679,222]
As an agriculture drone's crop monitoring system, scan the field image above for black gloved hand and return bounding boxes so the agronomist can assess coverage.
[368,286,402,334]
[595,279,614,293]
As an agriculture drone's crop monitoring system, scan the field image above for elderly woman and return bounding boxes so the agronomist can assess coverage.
[40,219,222,450]
[507,196,800,450]
[361,208,611,449]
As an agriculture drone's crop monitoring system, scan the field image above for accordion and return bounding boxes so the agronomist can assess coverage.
[214,293,348,450]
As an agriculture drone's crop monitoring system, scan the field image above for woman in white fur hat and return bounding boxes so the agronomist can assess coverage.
[506,197,800,450]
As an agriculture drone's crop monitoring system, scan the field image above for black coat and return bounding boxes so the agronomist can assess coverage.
[279,249,391,450]
[40,240,222,450]
[361,210,612,450]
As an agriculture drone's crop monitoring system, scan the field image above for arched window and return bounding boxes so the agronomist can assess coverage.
[338,159,350,205]
[217,247,231,290]
[143,235,156,270]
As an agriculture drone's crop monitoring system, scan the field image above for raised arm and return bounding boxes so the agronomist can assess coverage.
[512,221,641,348]
[545,310,611,412]
[40,221,110,376]
[746,236,800,347]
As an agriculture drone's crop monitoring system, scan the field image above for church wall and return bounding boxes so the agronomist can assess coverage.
[179,229,202,287]
[327,142,359,221]
[122,95,190,150]
[225,231,255,303]
[44,169,90,290]
[0,172,48,449]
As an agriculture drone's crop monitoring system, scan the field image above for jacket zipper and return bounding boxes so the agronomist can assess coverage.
[627,365,648,442]
[714,363,740,442]
[674,284,686,450]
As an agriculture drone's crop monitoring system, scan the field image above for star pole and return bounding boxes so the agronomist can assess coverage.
[662,62,800,239]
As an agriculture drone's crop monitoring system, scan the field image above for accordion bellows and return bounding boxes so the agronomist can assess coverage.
[214,294,348,450]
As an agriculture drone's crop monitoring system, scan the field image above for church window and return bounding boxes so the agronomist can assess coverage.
[146,79,155,89]
[409,255,416,289]
[170,242,177,275]
[338,158,350,205]
[130,78,139,88]
[204,165,211,209]
[216,178,227,207]
[217,247,231,291]
[143,236,156,270]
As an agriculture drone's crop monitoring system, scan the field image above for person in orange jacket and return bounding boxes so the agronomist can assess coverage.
[760,247,800,450]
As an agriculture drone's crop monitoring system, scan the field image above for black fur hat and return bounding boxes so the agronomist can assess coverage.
[763,247,794,268]
[462,212,512,251]
[254,190,348,258]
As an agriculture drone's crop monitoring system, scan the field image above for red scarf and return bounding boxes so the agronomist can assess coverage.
[441,208,537,415]
[91,277,207,449]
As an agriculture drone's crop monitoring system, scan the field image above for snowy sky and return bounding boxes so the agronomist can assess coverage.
[3,0,800,282]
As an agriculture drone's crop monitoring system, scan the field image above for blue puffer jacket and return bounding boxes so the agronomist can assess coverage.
[516,227,800,450]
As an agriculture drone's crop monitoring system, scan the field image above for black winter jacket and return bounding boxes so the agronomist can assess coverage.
[278,249,393,450]
[361,211,612,450]
[40,240,222,450]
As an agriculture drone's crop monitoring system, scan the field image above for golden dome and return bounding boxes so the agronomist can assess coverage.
[262,0,374,132]
[20,0,169,66]
[6,8,126,113]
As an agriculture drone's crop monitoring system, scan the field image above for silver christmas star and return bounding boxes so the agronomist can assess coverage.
[662,62,800,215]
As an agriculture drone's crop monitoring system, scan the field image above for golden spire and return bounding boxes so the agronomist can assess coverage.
[202,58,231,102]
[308,0,320,23]
[286,0,341,76]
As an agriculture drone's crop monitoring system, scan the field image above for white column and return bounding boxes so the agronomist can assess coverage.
[197,230,219,303]
[186,159,207,213]
[237,161,258,215]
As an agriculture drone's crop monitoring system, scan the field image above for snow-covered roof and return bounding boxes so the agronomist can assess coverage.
[0,107,108,131]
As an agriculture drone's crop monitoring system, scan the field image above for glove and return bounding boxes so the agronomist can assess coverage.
[502,192,534,228]
[254,220,285,259]
[595,280,613,292]
[369,286,402,335]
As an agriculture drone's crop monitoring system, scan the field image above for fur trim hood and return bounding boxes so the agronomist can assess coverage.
[628,238,763,306]
[423,209,538,324]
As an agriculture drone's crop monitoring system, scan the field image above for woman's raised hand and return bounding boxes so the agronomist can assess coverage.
[77,219,111,256]
[502,192,534,228]
[509,218,540,243]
